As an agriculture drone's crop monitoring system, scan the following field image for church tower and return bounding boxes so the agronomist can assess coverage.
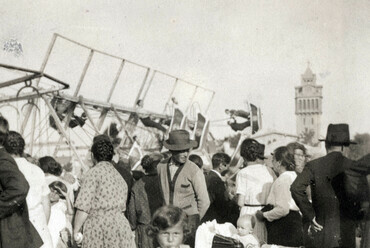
[295,63,323,145]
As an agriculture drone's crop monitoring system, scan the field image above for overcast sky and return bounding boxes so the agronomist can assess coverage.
[1,0,370,139]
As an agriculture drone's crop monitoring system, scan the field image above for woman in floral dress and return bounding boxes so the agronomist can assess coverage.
[73,138,135,248]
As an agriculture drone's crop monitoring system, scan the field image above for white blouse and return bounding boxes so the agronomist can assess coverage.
[236,164,276,206]
[15,157,50,210]
[263,171,300,222]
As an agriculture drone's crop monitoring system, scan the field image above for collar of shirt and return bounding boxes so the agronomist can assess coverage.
[211,169,223,180]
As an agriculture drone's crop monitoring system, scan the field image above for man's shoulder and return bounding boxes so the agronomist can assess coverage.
[0,148,16,164]
[183,160,201,175]
[207,171,221,181]
[307,152,352,168]
[157,158,169,170]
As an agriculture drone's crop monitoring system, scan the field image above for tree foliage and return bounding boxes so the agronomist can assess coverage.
[347,133,370,160]
[300,129,319,147]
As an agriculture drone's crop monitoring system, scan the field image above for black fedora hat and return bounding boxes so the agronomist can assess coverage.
[163,129,198,151]
[319,123,357,146]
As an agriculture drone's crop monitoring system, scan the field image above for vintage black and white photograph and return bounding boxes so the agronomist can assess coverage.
[0,1,369,248]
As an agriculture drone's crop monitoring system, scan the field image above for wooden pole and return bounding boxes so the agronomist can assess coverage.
[42,95,86,169]
[133,68,150,107]
[21,34,57,135]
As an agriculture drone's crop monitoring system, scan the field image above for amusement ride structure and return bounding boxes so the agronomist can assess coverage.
[0,33,217,170]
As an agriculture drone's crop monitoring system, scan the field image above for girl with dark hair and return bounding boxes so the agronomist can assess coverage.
[48,181,73,248]
[73,139,135,248]
[5,131,54,248]
[39,156,75,206]
[39,156,63,176]
[148,205,190,248]
[256,146,303,247]
[235,138,276,243]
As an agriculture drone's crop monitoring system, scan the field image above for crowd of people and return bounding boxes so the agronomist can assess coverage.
[0,114,369,248]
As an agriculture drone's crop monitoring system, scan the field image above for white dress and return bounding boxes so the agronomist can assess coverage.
[48,200,70,248]
[15,157,54,248]
[236,164,276,243]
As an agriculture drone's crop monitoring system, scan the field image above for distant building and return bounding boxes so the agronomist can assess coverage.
[295,64,323,145]
[251,129,299,155]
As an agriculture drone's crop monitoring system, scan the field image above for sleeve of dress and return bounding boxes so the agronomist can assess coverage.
[290,165,315,221]
[0,158,30,218]
[263,179,290,222]
[193,170,210,219]
[235,171,246,196]
[74,168,98,213]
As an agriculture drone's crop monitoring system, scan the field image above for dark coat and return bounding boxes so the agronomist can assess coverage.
[0,148,43,248]
[291,151,356,248]
[202,170,229,223]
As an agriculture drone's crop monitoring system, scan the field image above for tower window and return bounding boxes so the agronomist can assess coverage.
[312,118,314,124]
[311,99,314,110]
[303,100,306,110]
[303,118,305,125]
[316,99,318,109]
[308,100,310,109]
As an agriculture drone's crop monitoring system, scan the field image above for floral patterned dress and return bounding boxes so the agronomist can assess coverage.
[75,161,135,248]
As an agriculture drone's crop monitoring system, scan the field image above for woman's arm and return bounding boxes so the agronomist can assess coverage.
[235,172,246,208]
[42,194,51,222]
[73,209,88,234]
[237,194,245,208]
[65,195,74,215]
[58,187,74,215]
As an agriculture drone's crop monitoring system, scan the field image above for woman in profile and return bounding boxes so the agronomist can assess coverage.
[73,138,135,248]
[256,146,303,247]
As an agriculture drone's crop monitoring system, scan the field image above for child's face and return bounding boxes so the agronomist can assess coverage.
[157,222,184,248]
[49,189,61,203]
[237,218,253,236]
[227,180,236,197]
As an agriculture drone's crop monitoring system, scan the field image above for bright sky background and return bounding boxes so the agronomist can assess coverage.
[1,0,370,139]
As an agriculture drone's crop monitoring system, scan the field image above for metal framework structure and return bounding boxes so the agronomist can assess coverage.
[0,33,216,169]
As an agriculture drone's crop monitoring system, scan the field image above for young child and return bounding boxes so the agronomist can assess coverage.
[148,205,191,248]
[233,214,260,248]
[48,181,74,248]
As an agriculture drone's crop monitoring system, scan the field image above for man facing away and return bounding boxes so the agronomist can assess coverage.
[157,129,210,246]
[291,123,365,248]
[202,152,231,224]
[0,116,43,248]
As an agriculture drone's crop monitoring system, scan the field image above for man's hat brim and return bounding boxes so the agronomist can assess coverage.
[318,138,357,145]
[163,140,198,151]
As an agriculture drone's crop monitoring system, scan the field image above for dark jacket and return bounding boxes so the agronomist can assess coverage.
[113,160,134,192]
[202,170,229,223]
[291,151,356,248]
[0,148,43,248]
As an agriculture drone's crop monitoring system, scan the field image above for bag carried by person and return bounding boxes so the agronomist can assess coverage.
[212,234,244,248]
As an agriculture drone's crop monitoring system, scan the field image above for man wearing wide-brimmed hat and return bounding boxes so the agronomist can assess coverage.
[291,124,361,248]
[157,129,210,246]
